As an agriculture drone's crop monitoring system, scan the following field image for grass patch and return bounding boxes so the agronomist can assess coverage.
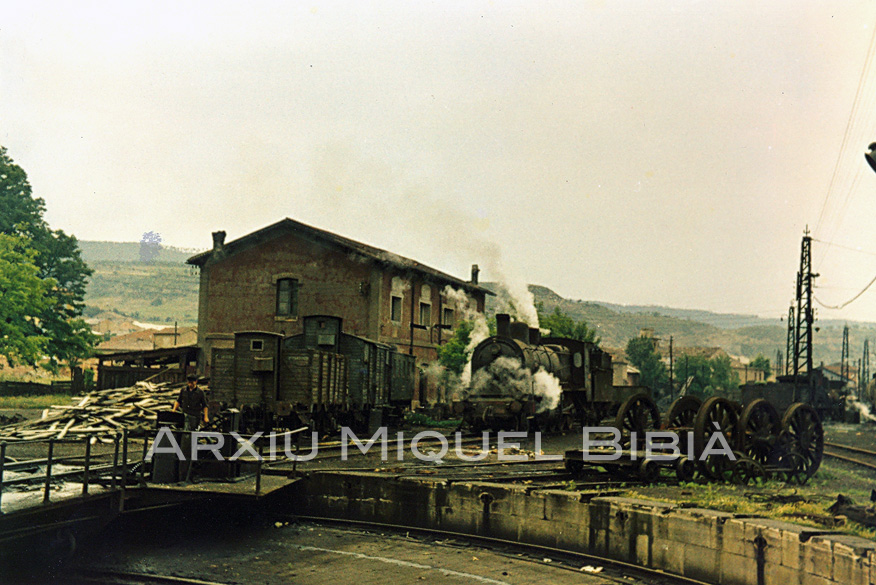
[627,469,875,539]
[0,394,74,409]
[405,412,461,428]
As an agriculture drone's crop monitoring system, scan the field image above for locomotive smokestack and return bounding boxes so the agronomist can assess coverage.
[471,264,480,285]
[529,328,541,345]
[509,321,530,344]
[496,313,511,338]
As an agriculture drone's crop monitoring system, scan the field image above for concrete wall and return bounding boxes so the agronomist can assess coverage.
[294,472,876,585]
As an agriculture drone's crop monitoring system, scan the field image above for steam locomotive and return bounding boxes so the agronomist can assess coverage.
[452,313,654,432]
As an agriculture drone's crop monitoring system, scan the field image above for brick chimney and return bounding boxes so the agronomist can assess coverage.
[211,231,226,259]
[470,264,480,285]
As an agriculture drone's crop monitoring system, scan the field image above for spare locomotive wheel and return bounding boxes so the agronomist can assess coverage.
[614,393,660,448]
[737,398,782,466]
[693,396,739,480]
[665,395,702,429]
[781,402,824,477]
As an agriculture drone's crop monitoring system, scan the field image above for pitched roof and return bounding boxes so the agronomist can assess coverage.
[187,217,494,295]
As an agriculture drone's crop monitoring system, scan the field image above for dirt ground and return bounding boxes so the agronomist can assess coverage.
[68,515,642,585]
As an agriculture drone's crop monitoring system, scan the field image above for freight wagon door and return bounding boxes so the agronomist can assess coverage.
[390,352,415,403]
[210,348,235,403]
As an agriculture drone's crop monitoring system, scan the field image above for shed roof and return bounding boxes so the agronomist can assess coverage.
[187,217,493,296]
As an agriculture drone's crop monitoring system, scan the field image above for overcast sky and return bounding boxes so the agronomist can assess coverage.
[4,2,876,322]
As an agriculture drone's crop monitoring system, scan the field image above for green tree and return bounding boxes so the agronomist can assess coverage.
[0,234,54,364]
[437,320,474,376]
[709,354,740,392]
[538,305,600,344]
[676,354,711,396]
[0,147,97,369]
[625,336,668,396]
[750,354,771,378]
[676,353,740,397]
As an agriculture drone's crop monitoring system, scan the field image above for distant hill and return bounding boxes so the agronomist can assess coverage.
[484,282,876,366]
[79,240,204,264]
[75,241,876,366]
[84,261,200,326]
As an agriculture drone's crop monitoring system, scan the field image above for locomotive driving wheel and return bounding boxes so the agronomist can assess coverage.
[729,455,768,486]
[775,451,811,485]
[614,393,661,448]
[693,397,739,480]
[737,399,782,466]
[665,396,702,429]
[781,403,824,478]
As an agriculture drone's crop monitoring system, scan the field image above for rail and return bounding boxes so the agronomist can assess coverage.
[0,425,311,510]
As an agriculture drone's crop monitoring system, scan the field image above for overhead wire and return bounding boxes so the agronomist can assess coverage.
[814,20,876,242]
[814,272,876,310]
[808,21,876,309]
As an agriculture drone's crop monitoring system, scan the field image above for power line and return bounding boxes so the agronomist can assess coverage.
[812,236,876,258]
[814,272,876,310]
[814,20,876,239]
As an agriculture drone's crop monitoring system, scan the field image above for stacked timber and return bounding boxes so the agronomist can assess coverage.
[0,381,184,441]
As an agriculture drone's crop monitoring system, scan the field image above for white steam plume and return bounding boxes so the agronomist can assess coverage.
[848,397,876,423]
[468,356,562,413]
[311,145,540,329]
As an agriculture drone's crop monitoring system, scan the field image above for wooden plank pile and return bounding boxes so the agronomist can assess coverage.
[0,381,184,442]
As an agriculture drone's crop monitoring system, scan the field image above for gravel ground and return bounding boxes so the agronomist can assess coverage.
[71,516,629,585]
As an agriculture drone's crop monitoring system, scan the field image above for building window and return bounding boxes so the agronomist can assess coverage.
[442,307,454,327]
[419,302,431,327]
[250,339,264,351]
[276,278,298,318]
[391,295,403,322]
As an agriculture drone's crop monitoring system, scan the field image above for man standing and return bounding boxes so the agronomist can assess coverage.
[172,374,209,431]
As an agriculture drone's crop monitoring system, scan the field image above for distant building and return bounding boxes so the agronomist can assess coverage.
[186,217,491,404]
[95,326,198,354]
[603,347,641,386]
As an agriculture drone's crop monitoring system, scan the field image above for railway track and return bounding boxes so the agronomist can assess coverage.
[287,516,716,585]
[823,441,876,472]
[69,569,230,585]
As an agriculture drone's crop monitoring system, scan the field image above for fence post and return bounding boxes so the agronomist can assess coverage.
[293,431,300,474]
[111,434,120,490]
[255,458,262,496]
[119,429,127,512]
[43,439,55,504]
[82,435,92,496]
[0,442,6,513]
[140,434,149,486]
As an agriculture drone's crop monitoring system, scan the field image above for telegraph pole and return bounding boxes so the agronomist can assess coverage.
[669,336,674,401]
[841,325,850,387]
[785,304,794,376]
[792,229,817,401]
[862,339,870,399]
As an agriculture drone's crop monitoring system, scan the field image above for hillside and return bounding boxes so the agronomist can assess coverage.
[79,240,203,264]
[77,241,875,366]
[84,261,200,326]
[80,241,201,326]
[485,283,876,366]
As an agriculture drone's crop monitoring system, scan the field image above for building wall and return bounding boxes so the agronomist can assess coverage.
[196,229,486,405]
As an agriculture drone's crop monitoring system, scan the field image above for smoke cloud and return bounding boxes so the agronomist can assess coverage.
[848,397,876,423]
[467,356,562,413]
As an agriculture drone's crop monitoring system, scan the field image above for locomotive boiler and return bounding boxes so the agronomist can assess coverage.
[453,313,651,432]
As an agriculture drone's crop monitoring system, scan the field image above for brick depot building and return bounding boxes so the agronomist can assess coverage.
[186,218,491,404]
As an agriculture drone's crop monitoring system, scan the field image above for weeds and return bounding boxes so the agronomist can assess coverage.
[0,394,72,410]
